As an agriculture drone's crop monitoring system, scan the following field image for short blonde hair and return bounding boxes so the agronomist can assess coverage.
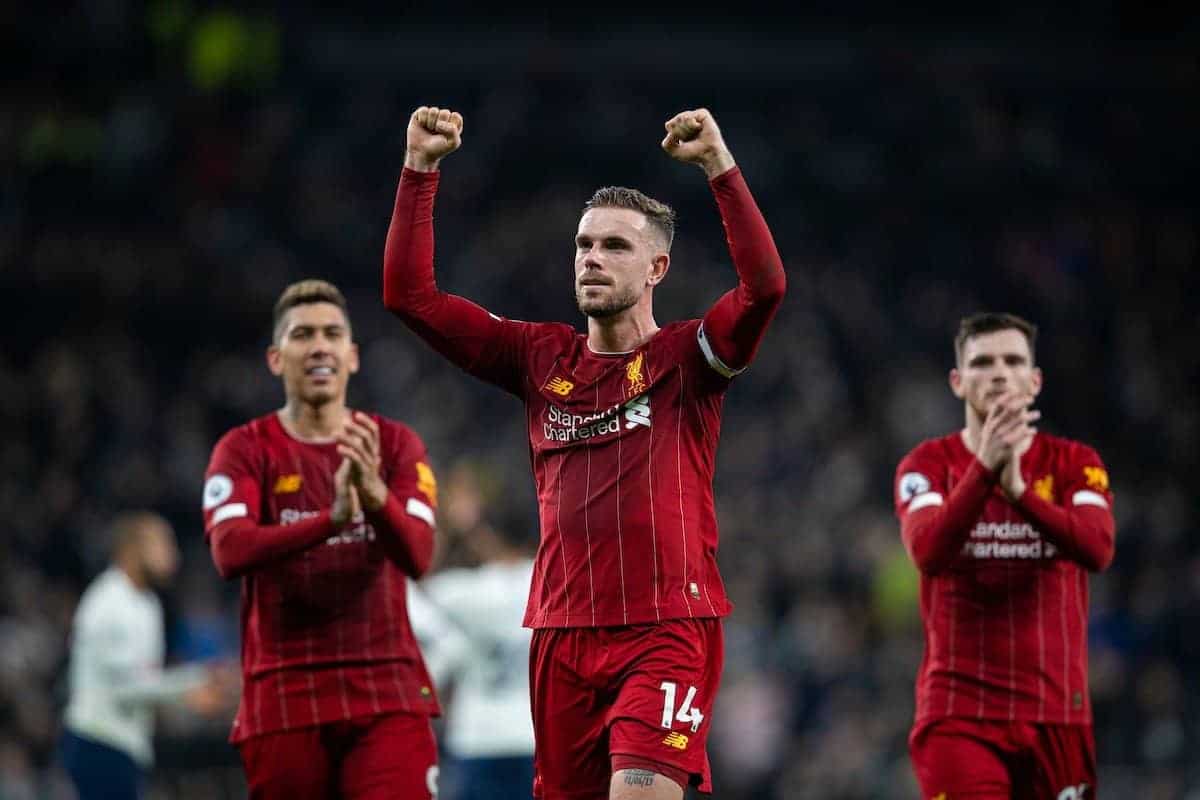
[272,279,350,343]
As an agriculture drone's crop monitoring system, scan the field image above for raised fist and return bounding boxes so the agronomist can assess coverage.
[661,108,735,177]
[406,106,464,171]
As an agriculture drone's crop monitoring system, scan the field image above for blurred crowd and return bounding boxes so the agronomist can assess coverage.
[1,4,1197,798]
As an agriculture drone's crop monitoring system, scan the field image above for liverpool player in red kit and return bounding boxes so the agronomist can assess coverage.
[894,313,1116,799]
[203,280,442,799]
[382,107,785,799]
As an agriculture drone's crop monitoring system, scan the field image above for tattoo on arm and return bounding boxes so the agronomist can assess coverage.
[623,769,656,787]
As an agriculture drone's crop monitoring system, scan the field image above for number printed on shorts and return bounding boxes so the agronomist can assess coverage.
[659,681,705,733]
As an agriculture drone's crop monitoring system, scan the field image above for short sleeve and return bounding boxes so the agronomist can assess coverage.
[382,421,438,530]
[1061,444,1114,512]
[894,442,949,518]
[203,427,262,535]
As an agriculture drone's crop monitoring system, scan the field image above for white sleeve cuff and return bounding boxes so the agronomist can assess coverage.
[697,323,746,379]
[406,497,435,526]
[907,492,944,512]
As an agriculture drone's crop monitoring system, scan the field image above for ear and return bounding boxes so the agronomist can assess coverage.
[1029,366,1043,397]
[949,367,965,399]
[646,253,670,287]
[347,342,360,376]
[266,345,283,377]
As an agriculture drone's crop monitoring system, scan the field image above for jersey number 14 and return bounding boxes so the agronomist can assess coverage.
[659,681,705,733]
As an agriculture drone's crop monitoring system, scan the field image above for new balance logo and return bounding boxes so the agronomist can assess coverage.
[624,394,650,429]
[662,732,689,750]
[545,376,575,397]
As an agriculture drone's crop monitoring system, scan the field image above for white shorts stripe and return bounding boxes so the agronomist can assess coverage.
[907,492,944,512]
[211,502,248,525]
[1071,490,1109,509]
[405,497,436,526]
[697,323,745,378]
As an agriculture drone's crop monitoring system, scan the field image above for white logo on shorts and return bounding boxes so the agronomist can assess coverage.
[1057,784,1089,800]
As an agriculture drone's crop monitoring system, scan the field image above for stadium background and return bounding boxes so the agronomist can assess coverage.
[2,3,1196,798]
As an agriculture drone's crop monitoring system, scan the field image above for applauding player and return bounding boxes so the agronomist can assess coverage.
[383,106,785,799]
[203,280,442,799]
[894,313,1116,799]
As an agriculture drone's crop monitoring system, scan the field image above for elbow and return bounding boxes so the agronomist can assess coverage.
[409,536,435,579]
[1085,536,1116,572]
[209,532,245,580]
[750,268,787,309]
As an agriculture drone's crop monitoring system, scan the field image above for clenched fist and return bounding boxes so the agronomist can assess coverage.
[661,108,736,178]
[405,106,464,172]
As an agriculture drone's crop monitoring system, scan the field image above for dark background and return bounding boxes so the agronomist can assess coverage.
[1,3,1197,798]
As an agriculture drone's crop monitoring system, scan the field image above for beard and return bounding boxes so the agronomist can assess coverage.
[575,284,640,319]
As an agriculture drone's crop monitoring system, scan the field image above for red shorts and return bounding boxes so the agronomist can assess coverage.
[237,712,438,800]
[530,618,723,799]
[909,717,1097,799]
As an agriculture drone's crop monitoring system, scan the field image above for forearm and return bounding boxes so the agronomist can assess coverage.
[700,167,787,371]
[365,492,435,578]
[902,459,997,574]
[382,168,503,369]
[110,663,208,706]
[1015,491,1115,571]
[209,514,338,579]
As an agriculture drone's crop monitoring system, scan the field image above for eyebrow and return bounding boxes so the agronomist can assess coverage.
[968,352,1028,364]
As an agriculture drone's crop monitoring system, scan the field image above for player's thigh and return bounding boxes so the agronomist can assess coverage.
[339,712,439,800]
[609,766,684,800]
[908,718,1013,799]
[607,619,722,795]
[1020,724,1097,800]
[237,727,334,800]
[530,628,612,799]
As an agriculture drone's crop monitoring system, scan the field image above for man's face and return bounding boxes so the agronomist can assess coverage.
[267,302,358,406]
[139,522,179,588]
[950,328,1043,417]
[573,207,668,319]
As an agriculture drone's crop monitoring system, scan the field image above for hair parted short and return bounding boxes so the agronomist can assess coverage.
[954,312,1038,364]
[584,187,677,250]
[272,279,350,342]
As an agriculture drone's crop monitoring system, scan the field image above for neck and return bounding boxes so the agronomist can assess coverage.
[116,558,148,591]
[278,399,347,440]
[586,306,659,353]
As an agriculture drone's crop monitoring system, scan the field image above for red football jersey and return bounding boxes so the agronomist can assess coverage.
[203,412,440,742]
[383,166,786,631]
[471,318,736,627]
[894,431,1115,726]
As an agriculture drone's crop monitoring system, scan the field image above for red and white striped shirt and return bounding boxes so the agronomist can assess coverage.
[383,165,786,629]
[894,431,1116,725]
[203,412,440,742]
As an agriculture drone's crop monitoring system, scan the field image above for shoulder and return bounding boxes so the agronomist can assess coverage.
[1038,432,1103,464]
[212,415,273,456]
[370,413,430,460]
[521,321,579,353]
[898,433,959,468]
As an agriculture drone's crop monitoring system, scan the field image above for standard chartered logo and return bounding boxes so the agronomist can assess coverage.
[962,520,1059,560]
[542,394,651,442]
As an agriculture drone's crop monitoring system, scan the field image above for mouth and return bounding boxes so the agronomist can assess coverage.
[306,365,336,378]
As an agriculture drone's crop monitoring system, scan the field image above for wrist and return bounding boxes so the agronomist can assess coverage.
[404,151,441,173]
[701,150,736,180]
[360,480,388,512]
